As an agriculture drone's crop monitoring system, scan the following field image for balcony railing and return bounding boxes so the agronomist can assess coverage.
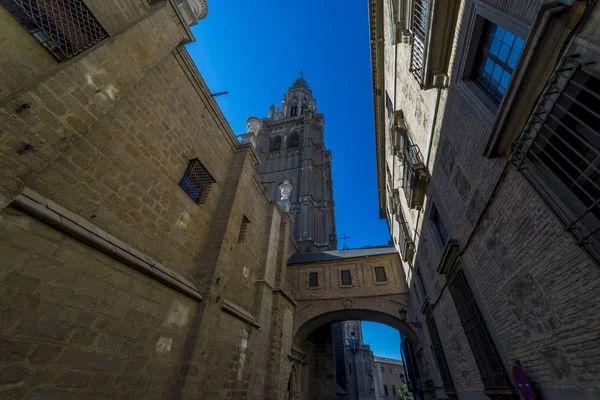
[9,0,108,61]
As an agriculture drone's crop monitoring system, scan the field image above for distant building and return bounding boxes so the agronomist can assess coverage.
[374,357,406,400]
[254,73,338,253]
[332,321,378,400]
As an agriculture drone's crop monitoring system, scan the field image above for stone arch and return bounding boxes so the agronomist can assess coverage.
[292,295,418,350]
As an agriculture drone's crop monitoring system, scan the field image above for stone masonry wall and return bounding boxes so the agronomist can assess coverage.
[0,206,199,399]
[379,0,600,398]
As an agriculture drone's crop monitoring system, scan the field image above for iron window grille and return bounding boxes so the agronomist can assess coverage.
[384,385,389,396]
[374,266,387,282]
[179,158,216,204]
[308,272,318,288]
[341,270,352,286]
[511,55,600,265]
[401,130,429,209]
[410,0,429,86]
[426,315,456,396]
[393,189,415,263]
[473,21,524,104]
[3,0,108,62]
[237,216,250,243]
[448,267,513,394]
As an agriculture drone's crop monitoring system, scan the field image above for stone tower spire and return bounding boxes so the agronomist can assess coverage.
[253,73,337,253]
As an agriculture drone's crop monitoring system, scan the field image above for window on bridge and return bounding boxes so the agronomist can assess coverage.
[309,272,318,288]
[341,270,352,285]
[375,266,387,282]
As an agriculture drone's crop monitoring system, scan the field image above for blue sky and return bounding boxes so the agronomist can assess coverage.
[187,0,390,249]
[187,1,396,357]
[362,322,402,359]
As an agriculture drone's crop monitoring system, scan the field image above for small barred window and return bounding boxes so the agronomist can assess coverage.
[179,158,216,204]
[238,216,250,243]
[374,266,387,282]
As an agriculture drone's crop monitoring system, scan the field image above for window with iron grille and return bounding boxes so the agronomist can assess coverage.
[426,315,456,396]
[374,266,387,282]
[430,202,449,245]
[410,0,429,85]
[402,143,428,209]
[392,385,396,395]
[1,0,108,62]
[237,216,250,243]
[448,267,513,393]
[308,272,318,288]
[384,384,389,396]
[472,21,524,103]
[179,158,216,204]
[512,56,600,265]
[341,270,352,286]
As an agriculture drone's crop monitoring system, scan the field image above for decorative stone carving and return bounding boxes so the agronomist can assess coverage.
[188,0,208,20]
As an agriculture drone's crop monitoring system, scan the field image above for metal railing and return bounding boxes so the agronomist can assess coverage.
[410,0,430,86]
[394,194,415,263]
[11,0,108,61]
[511,55,600,265]
[179,158,216,204]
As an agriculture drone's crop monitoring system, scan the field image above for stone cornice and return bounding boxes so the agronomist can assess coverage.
[12,188,203,302]
[273,287,298,306]
[369,0,387,219]
[222,299,260,328]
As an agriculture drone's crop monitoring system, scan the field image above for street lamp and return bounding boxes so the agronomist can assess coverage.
[399,308,422,329]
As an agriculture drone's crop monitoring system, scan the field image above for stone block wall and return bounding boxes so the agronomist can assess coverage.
[377,0,600,398]
[0,206,199,399]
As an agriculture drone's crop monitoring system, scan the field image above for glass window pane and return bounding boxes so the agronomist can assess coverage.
[503,30,516,47]
[498,44,511,63]
[513,37,525,53]
[498,71,511,95]
[507,49,520,69]
[494,26,506,41]
[490,38,501,56]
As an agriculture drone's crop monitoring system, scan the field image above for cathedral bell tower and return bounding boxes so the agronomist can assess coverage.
[251,72,337,253]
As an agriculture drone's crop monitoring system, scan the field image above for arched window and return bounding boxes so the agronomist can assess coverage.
[289,105,297,117]
[288,132,299,148]
[270,136,282,151]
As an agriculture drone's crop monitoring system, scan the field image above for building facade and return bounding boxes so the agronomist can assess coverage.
[370,0,600,399]
[254,74,338,253]
[0,1,301,399]
[374,357,406,400]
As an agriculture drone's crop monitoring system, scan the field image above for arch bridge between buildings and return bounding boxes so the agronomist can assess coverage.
[284,247,419,400]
